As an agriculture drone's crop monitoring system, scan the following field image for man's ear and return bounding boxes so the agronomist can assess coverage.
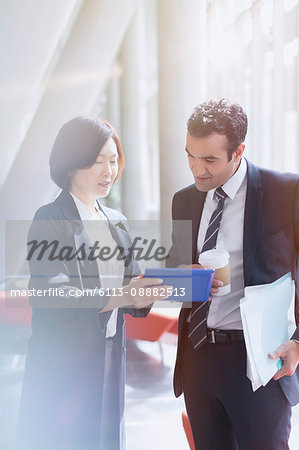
[233,144,245,163]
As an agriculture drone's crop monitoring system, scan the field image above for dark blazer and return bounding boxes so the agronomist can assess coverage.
[167,160,299,406]
[17,190,147,450]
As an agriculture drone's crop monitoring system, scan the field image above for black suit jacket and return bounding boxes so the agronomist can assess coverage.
[167,160,299,406]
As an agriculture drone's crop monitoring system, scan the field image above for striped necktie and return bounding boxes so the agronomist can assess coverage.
[188,187,227,349]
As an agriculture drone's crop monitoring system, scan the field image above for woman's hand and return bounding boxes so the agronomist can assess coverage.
[122,276,173,309]
[100,276,173,312]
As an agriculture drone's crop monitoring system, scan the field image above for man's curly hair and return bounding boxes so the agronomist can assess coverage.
[187,99,248,160]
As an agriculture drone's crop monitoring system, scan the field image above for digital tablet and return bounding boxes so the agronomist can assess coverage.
[144,268,215,302]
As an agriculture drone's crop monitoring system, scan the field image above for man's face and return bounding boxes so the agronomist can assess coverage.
[185,132,244,192]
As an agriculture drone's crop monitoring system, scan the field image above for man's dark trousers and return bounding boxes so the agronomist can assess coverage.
[180,324,291,450]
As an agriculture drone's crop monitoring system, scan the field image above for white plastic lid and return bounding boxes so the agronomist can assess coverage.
[198,249,230,269]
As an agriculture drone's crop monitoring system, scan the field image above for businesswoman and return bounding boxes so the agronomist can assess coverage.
[17,117,168,450]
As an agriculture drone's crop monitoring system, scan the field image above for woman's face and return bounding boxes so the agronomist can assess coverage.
[70,137,119,199]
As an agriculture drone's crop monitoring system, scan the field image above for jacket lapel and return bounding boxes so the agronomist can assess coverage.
[96,201,136,278]
[243,160,264,285]
[55,190,98,274]
[95,201,132,251]
[55,190,82,221]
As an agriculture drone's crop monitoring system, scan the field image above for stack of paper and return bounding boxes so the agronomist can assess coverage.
[240,272,296,391]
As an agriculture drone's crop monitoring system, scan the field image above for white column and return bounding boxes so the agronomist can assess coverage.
[120,0,147,220]
[158,0,206,222]
[106,62,122,136]
[104,60,122,210]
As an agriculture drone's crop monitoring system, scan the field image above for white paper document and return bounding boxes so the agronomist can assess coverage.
[240,273,296,391]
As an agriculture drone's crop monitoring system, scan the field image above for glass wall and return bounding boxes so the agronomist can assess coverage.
[205,0,299,171]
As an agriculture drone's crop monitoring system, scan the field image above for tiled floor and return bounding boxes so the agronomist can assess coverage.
[125,336,187,450]
[0,326,299,450]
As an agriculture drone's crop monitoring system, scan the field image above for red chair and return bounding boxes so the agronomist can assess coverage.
[124,311,178,363]
[0,292,32,354]
[182,410,195,450]
[0,292,32,325]
[125,311,178,341]
[168,318,178,335]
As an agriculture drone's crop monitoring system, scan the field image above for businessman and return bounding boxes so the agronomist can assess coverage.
[167,99,299,449]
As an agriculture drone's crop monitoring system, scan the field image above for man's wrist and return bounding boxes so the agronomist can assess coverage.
[291,339,299,358]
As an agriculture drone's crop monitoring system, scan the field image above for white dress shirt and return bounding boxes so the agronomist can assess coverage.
[197,157,247,330]
[70,193,124,338]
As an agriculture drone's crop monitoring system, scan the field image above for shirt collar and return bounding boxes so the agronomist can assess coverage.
[208,157,247,201]
[69,192,105,220]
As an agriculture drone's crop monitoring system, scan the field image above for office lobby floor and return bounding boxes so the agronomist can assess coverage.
[125,335,299,450]
[125,335,187,449]
[0,327,299,450]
